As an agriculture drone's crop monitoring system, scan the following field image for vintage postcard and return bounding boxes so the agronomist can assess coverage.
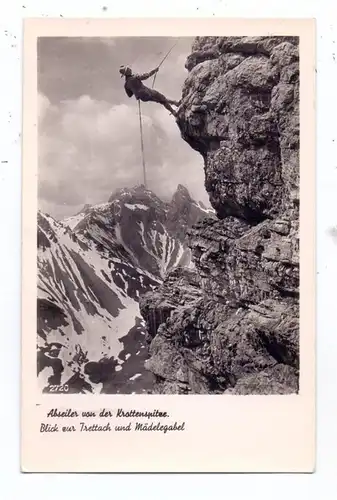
[21,17,316,472]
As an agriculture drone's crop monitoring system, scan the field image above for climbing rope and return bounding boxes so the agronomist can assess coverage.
[137,40,179,188]
[152,41,179,89]
[138,100,147,188]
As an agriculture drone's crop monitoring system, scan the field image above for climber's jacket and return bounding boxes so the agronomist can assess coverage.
[119,66,159,100]
[119,65,180,116]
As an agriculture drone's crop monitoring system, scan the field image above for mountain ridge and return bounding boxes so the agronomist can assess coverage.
[37,184,210,394]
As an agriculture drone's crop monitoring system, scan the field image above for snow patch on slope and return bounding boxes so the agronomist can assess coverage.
[125,203,149,211]
[37,213,144,391]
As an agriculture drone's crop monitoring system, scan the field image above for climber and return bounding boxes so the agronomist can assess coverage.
[119,65,180,116]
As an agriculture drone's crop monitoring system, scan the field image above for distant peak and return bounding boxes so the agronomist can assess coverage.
[109,184,159,203]
[171,184,192,203]
[177,184,189,193]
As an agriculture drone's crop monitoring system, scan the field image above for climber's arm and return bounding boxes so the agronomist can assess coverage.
[138,67,159,81]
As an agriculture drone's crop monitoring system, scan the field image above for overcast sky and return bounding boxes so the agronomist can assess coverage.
[38,36,207,220]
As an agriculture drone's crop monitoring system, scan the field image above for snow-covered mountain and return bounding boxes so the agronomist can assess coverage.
[37,184,212,394]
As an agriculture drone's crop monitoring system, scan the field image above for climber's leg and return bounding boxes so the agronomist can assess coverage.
[151,90,180,108]
[162,100,177,116]
[167,99,181,107]
[148,89,178,115]
[137,88,177,116]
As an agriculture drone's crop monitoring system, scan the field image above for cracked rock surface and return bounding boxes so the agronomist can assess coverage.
[139,36,300,394]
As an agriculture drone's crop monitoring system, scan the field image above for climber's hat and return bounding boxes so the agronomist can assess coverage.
[119,65,132,77]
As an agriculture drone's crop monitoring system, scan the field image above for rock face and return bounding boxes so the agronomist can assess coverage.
[139,36,300,394]
[37,185,210,394]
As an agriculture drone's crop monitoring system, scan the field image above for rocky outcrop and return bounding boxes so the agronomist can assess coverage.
[140,36,300,394]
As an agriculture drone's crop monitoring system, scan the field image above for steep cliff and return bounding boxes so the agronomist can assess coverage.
[140,36,300,394]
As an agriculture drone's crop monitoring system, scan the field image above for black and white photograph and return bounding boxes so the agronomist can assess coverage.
[37,34,300,396]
